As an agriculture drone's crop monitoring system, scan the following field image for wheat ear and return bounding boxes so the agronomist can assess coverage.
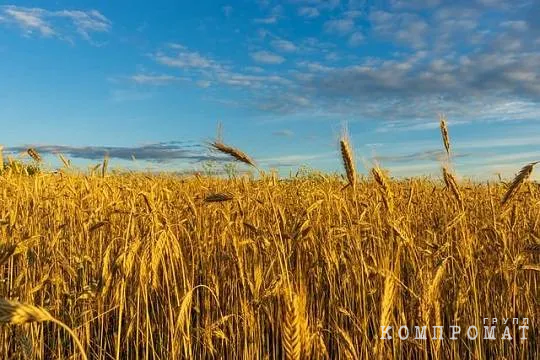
[501,162,538,205]
[340,137,356,190]
[204,192,234,202]
[439,115,450,158]
[27,148,42,162]
[210,141,256,167]
[372,167,394,211]
[442,166,463,207]
[0,299,87,360]
[282,290,308,360]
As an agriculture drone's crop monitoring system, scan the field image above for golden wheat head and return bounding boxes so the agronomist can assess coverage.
[210,141,256,167]
[442,166,463,206]
[0,299,53,324]
[439,115,450,157]
[27,148,42,162]
[204,192,234,202]
[0,299,88,360]
[501,161,538,205]
[282,289,309,360]
[340,137,356,190]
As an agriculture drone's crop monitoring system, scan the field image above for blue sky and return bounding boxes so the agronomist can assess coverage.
[1,0,540,178]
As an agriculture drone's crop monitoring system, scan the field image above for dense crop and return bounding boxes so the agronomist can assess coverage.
[0,167,537,359]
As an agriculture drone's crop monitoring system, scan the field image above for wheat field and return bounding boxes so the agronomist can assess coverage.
[0,126,538,359]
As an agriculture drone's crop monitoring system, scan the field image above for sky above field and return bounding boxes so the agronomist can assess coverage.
[1,0,540,179]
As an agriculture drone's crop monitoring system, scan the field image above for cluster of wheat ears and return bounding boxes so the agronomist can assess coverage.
[0,118,538,359]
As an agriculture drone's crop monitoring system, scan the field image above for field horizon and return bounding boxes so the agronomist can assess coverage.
[0,146,538,358]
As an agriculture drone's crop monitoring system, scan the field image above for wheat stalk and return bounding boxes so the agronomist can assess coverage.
[58,154,71,168]
[102,155,109,178]
[340,136,356,190]
[0,299,87,360]
[418,260,447,356]
[501,162,538,205]
[210,141,256,167]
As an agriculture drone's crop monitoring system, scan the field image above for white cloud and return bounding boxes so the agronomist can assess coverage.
[259,151,335,166]
[251,50,285,64]
[154,47,220,69]
[325,52,340,61]
[391,0,441,9]
[196,80,211,88]
[271,39,297,52]
[2,6,54,36]
[130,74,184,85]
[0,6,110,41]
[245,66,265,73]
[150,44,291,90]
[292,0,340,10]
[344,10,363,18]
[254,5,282,24]
[324,19,355,34]
[370,11,428,48]
[298,61,333,72]
[55,10,111,40]
[348,32,364,46]
[254,16,278,24]
[500,20,528,31]
[298,7,320,18]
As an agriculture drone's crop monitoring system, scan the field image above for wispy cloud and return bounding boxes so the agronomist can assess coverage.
[196,80,212,88]
[254,4,282,24]
[1,6,54,36]
[374,149,471,163]
[259,151,336,167]
[5,141,225,163]
[370,11,428,48]
[324,19,355,34]
[271,39,297,52]
[250,50,285,64]
[348,32,364,46]
[126,1,540,134]
[149,44,290,91]
[153,45,221,70]
[298,7,320,18]
[0,5,111,42]
[254,16,278,24]
[290,0,340,11]
[130,74,185,85]
[55,10,111,40]
[272,129,294,137]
